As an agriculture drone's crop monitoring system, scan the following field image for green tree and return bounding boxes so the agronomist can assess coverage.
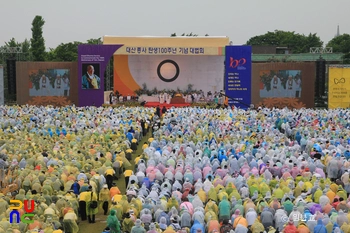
[0,38,31,62]
[2,38,20,59]
[30,15,46,61]
[21,39,31,61]
[47,41,82,61]
[246,30,323,53]
[327,34,350,63]
[5,38,20,47]
[87,38,102,44]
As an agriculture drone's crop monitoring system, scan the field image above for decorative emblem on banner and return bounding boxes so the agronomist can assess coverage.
[229,57,246,70]
[157,60,180,83]
[334,78,345,84]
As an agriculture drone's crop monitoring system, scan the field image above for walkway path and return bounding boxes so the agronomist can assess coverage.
[78,130,152,233]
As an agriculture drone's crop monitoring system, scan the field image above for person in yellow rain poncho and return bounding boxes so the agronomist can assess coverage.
[119,195,131,214]
[197,188,207,203]
[63,209,79,233]
[259,181,271,197]
[273,184,285,200]
[337,185,347,201]
[100,184,111,215]
[122,212,135,233]
[250,218,265,233]
[217,188,228,202]
[313,187,323,204]
[205,199,219,215]
[86,186,99,223]
[167,197,179,211]
[249,182,259,197]
[207,187,218,203]
[244,199,257,214]
[110,201,124,221]
[205,206,219,223]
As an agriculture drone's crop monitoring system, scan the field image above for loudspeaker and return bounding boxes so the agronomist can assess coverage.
[315,58,326,98]
[6,59,17,95]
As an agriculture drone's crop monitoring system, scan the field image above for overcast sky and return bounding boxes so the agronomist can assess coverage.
[0,0,348,49]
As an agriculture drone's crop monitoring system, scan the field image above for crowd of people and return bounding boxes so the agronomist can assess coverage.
[0,105,153,233]
[0,105,349,233]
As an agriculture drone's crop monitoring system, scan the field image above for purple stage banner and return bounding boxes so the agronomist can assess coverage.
[225,45,252,109]
[78,44,122,107]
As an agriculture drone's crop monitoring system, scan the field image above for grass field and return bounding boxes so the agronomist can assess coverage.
[78,131,151,233]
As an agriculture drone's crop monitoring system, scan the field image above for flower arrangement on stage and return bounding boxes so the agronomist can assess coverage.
[102,102,142,108]
[256,98,306,109]
[134,83,200,96]
[190,102,218,108]
[27,96,72,106]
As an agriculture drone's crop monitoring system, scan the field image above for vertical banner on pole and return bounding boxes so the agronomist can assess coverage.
[225,46,252,109]
[328,66,350,109]
[0,66,4,105]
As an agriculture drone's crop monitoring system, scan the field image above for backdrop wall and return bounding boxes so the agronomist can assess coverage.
[114,55,225,96]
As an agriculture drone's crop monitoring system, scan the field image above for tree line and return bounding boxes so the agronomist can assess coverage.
[0,16,102,64]
[0,16,349,64]
[246,30,349,63]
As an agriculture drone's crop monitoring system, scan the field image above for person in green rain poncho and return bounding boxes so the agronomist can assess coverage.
[107,209,121,233]
[282,197,294,216]
[232,199,244,215]
[218,195,231,222]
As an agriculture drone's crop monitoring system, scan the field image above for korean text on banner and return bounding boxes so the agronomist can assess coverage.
[225,46,252,109]
[328,66,350,109]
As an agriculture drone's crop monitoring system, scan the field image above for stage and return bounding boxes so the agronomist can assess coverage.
[144,102,190,108]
